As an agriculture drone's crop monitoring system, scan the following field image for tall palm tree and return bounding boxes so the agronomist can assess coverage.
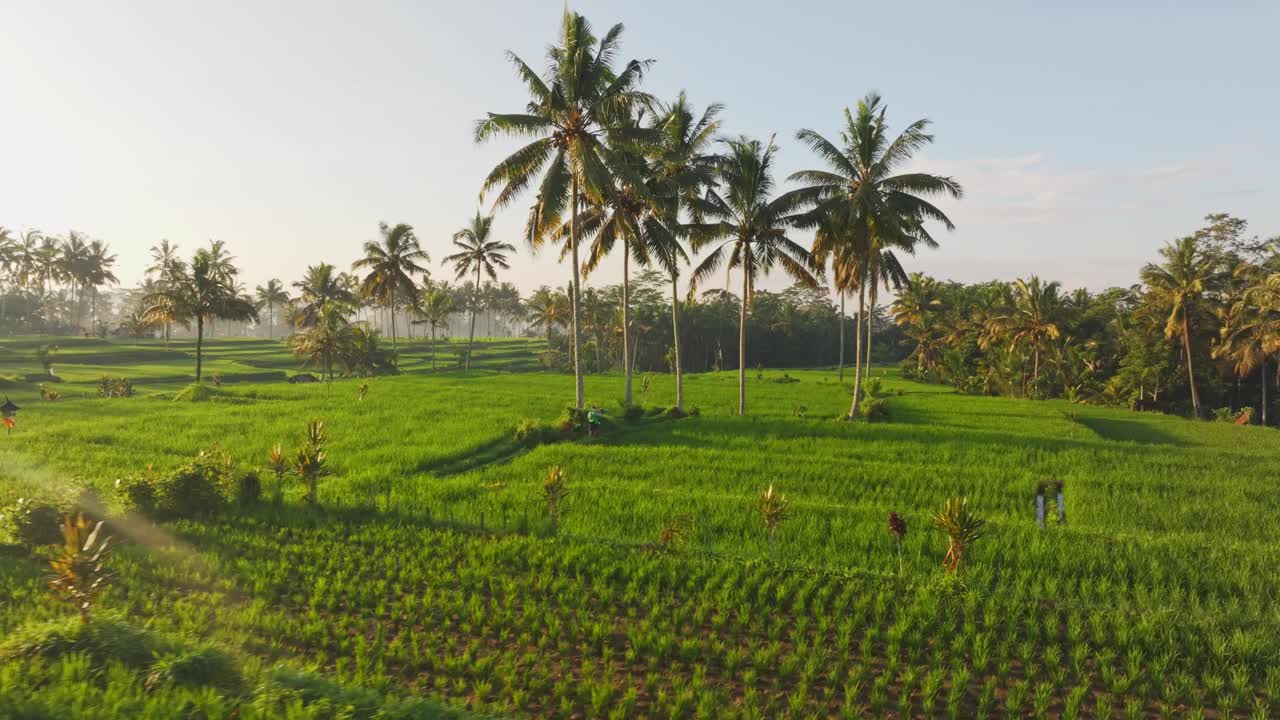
[254,279,291,339]
[0,228,15,325]
[526,287,571,347]
[146,240,186,341]
[417,289,454,370]
[142,249,257,383]
[85,240,118,331]
[648,93,721,412]
[688,135,817,415]
[981,277,1065,395]
[1140,236,1224,417]
[475,10,651,409]
[1217,270,1280,426]
[290,304,354,382]
[352,222,428,349]
[203,240,238,337]
[444,213,514,370]
[293,263,357,328]
[59,232,93,330]
[893,273,946,373]
[788,92,962,419]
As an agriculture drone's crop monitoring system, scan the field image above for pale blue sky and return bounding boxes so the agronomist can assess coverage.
[2,1,1276,296]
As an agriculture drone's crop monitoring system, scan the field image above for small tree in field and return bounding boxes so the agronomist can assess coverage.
[756,485,789,554]
[47,514,113,624]
[931,497,985,575]
[542,466,570,531]
[293,420,331,505]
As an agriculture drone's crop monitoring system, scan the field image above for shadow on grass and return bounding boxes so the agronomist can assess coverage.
[1073,416,1185,446]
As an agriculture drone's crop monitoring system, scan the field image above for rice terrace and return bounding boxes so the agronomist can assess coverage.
[2,3,1280,720]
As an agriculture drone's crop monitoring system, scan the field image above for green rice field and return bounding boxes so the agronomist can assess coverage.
[2,336,1278,719]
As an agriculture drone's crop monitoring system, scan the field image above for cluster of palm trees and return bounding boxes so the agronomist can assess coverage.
[0,228,119,333]
[476,11,959,417]
[891,214,1280,422]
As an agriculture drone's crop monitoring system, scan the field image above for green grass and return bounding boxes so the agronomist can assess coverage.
[2,337,1279,718]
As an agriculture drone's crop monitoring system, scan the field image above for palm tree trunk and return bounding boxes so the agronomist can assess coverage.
[195,316,205,384]
[671,273,683,413]
[569,178,584,409]
[268,304,274,340]
[467,268,479,371]
[738,259,748,416]
[1033,347,1041,396]
[848,282,866,419]
[430,324,437,370]
[1182,315,1201,417]
[864,287,877,382]
[838,291,845,383]
[623,240,632,404]
[1262,360,1269,427]
[389,289,398,349]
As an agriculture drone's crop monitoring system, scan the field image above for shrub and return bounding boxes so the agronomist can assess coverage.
[235,471,262,505]
[145,644,243,693]
[618,401,645,423]
[47,514,114,624]
[97,375,134,398]
[932,497,986,576]
[115,475,159,517]
[0,617,155,667]
[859,398,889,422]
[1,498,63,547]
[543,466,570,529]
[558,406,589,436]
[515,419,559,448]
[864,377,884,398]
[294,420,331,505]
[115,448,234,520]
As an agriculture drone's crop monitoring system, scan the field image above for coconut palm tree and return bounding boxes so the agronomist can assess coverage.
[444,213,514,370]
[351,222,428,349]
[1217,269,1280,426]
[526,287,570,346]
[293,263,356,328]
[1140,236,1224,417]
[981,277,1065,396]
[146,240,186,341]
[788,92,962,419]
[254,279,290,339]
[142,249,257,383]
[687,135,818,415]
[85,240,118,332]
[417,289,454,371]
[648,93,721,412]
[290,304,354,382]
[475,9,651,408]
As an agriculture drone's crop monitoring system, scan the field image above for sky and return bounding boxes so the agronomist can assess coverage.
[2,0,1277,298]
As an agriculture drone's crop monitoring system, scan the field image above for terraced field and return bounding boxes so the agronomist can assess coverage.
[1,338,1278,718]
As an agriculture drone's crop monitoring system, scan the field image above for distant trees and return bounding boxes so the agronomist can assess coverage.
[254,279,290,339]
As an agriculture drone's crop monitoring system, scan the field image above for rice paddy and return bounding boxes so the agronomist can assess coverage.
[2,336,1278,718]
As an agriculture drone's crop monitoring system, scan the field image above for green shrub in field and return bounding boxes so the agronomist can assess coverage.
[97,375,134,398]
[145,644,243,694]
[515,418,559,448]
[618,401,645,423]
[116,448,235,519]
[1,497,62,547]
[558,406,589,436]
[0,617,156,667]
[293,420,331,505]
[859,397,889,422]
[47,514,114,624]
[235,471,262,505]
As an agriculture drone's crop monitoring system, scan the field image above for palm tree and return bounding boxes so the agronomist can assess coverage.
[255,279,291,339]
[648,93,721,412]
[526,287,571,348]
[59,232,93,330]
[0,228,15,325]
[351,222,428,349]
[1141,236,1224,417]
[146,240,186,341]
[142,249,257,383]
[84,241,118,332]
[1217,270,1280,426]
[444,213,514,370]
[788,92,962,419]
[892,273,948,373]
[688,135,818,415]
[290,304,354,382]
[981,277,1065,396]
[475,9,651,409]
[293,263,356,328]
[417,289,454,370]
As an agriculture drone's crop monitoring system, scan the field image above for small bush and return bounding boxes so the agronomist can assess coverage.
[97,375,134,398]
[769,373,800,384]
[145,645,243,694]
[0,617,156,667]
[235,471,262,505]
[619,401,645,423]
[515,419,559,448]
[859,398,889,422]
[115,476,158,517]
[558,406,589,436]
[115,448,234,520]
[173,383,220,402]
[1,498,62,547]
